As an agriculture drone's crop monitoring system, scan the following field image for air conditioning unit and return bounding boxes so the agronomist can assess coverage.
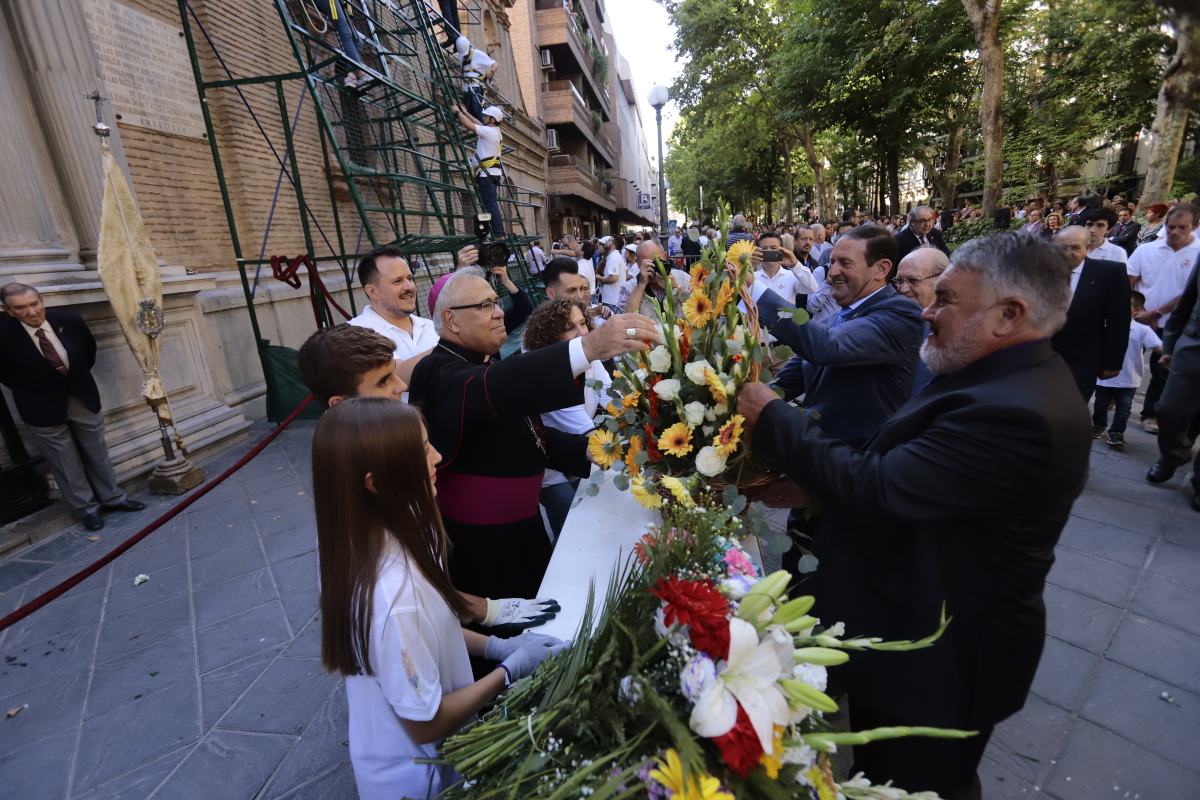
[540,49,554,70]
[546,128,560,151]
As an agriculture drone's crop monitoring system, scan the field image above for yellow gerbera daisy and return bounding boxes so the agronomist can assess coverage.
[704,368,728,404]
[714,279,735,312]
[658,422,694,457]
[660,475,695,507]
[649,749,732,800]
[624,435,643,478]
[689,262,709,287]
[714,414,745,456]
[759,725,786,779]
[622,390,641,409]
[726,239,755,265]
[587,428,623,469]
[605,401,621,418]
[683,289,716,328]
[630,476,662,509]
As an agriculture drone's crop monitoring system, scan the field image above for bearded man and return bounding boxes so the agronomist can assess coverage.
[737,232,1090,799]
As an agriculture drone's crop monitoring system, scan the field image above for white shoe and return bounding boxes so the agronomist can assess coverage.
[1142,418,1159,434]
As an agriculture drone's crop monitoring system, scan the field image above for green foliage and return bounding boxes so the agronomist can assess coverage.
[942,218,998,250]
[1171,156,1200,200]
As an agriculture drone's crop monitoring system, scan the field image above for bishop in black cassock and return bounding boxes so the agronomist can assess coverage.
[409,270,661,600]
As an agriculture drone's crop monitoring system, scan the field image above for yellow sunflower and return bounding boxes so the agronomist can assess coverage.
[704,368,728,404]
[624,435,643,478]
[587,429,623,469]
[683,289,716,328]
[658,422,694,457]
[660,475,695,507]
[605,401,621,418]
[649,749,732,800]
[726,239,755,265]
[759,725,786,780]
[714,414,745,456]
[622,390,641,409]
[630,476,662,509]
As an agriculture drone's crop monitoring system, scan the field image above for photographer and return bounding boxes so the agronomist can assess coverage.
[618,241,690,318]
[750,230,820,307]
[452,104,506,237]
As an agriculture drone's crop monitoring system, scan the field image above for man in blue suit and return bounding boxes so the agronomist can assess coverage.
[760,225,925,445]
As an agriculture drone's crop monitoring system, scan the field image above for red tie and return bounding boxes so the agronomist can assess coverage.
[36,329,68,374]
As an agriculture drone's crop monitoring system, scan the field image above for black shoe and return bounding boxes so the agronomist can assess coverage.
[1106,432,1125,448]
[83,513,104,531]
[1146,462,1178,484]
[102,499,146,512]
[1192,494,1200,513]
[1091,425,1105,439]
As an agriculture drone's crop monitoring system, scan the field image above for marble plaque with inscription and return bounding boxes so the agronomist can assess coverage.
[82,0,206,139]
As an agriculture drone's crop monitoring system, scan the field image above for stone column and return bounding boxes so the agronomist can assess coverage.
[0,14,81,275]
[4,0,132,267]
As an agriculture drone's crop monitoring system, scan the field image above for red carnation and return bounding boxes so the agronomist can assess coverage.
[713,704,763,778]
[651,576,730,659]
[643,424,663,462]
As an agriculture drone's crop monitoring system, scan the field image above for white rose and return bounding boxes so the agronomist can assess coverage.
[684,359,713,385]
[695,445,728,477]
[653,378,681,401]
[683,401,707,427]
[634,368,649,382]
[713,402,729,417]
[725,337,744,356]
[648,345,672,373]
[702,424,715,436]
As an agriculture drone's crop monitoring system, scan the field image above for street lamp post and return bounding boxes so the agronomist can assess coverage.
[648,84,670,249]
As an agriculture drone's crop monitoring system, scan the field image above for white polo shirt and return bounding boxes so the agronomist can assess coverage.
[1128,235,1200,313]
[599,250,627,306]
[1089,240,1128,265]
[348,305,439,361]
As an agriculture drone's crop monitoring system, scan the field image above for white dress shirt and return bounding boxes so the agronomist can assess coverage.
[1088,240,1128,265]
[1127,234,1200,313]
[22,320,70,370]
[1069,262,1084,299]
[348,305,439,361]
[754,266,804,306]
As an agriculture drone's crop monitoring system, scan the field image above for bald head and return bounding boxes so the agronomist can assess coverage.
[895,247,949,308]
[1055,225,1089,266]
[636,240,666,261]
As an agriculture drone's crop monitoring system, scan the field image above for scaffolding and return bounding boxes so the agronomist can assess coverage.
[177,0,544,417]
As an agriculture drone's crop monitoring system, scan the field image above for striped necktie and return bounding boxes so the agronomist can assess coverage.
[36,329,68,374]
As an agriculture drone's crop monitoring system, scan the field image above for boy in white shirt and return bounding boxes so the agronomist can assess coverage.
[1093,291,1162,448]
[598,235,627,310]
[1081,207,1128,264]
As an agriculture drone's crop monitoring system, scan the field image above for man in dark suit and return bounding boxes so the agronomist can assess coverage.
[0,284,144,531]
[738,232,1090,799]
[1051,226,1132,401]
[1108,207,1142,256]
[895,205,950,268]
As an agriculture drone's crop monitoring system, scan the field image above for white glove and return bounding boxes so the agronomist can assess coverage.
[481,597,560,633]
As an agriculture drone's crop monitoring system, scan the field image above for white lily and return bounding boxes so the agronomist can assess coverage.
[689,617,791,753]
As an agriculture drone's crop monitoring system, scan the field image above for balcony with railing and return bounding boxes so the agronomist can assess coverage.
[534,0,610,110]
[548,153,616,211]
[542,79,615,166]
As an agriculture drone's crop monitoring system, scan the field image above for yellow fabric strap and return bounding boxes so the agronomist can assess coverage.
[327,0,338,19]
[479,156,501,169]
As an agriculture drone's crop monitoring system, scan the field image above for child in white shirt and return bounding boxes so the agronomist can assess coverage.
[1093,291,1162,448]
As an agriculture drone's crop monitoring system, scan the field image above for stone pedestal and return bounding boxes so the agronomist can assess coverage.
[148,456,205,495]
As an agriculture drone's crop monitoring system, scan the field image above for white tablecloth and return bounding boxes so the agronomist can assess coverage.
[536,470,763,641]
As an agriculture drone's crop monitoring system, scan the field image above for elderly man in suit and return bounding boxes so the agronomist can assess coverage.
[1051,226,1132,400]
[1108,206,1142,256]
[738,232,1090,799]
[1147,252,1200,511]
[0,284,144,531]
[895,205,950,267]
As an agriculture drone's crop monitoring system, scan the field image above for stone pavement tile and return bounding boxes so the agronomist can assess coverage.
[0,622,98,696]
[1068,491,1170,535]
[1161,510,1200,550]
[187,517,256,560]
[200,648,280,730]
[1042,719,1197,800]
[73,679,201,794]
[0,559,53,594]
[219,657,337,735]
[87,633,196,719]
[1042,584,1121,654]
[1145,540,1200,589]
[977,755,1041,799]
[987,694,1071,783]
[194,566,279,628]
[1130,573,1200,638]
[185,496,251,530]
[0,669,87,758]
[272,551,319,630]
[282,613,321,659]
[1030,636,1100,712]
[95,593,192,663]
[0,584,25,618]
[73,747,190,800]
[151,730,294,800]
[254,504,315,537]
[262,524,317,565]
[2,588,103,649]
[0,729,74,800]
[1056,517,1154,569]
[1079,658,1200,774]
[1084,470,1181,512]
[1107,614,1200,695]
[104,561,190,618]
[109,526,189,582]
[241,467,298,496]
[23,530,100,564]
[246,483,311,514]
[273,762,357,800]
[196,600,292,673]
[190,540,267,590]
[1046,549,1139,607]
[264,687,351,799]
[19,559,112,600]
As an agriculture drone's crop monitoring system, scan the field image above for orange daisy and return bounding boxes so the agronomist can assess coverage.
[658,422,694,457]
[714,279,735,311]
[622,391,641,409]
[689,262,709,286]
[683,289,716,328]
[624,434,643,477]
[714,414,744,456]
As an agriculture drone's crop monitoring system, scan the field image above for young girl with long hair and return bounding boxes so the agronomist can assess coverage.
[312,398,564,799]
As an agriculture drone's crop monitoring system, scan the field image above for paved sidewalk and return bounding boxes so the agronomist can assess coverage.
[0,419,1197,798]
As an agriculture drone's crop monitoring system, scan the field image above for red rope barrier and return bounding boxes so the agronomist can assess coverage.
[0,395,315,633]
